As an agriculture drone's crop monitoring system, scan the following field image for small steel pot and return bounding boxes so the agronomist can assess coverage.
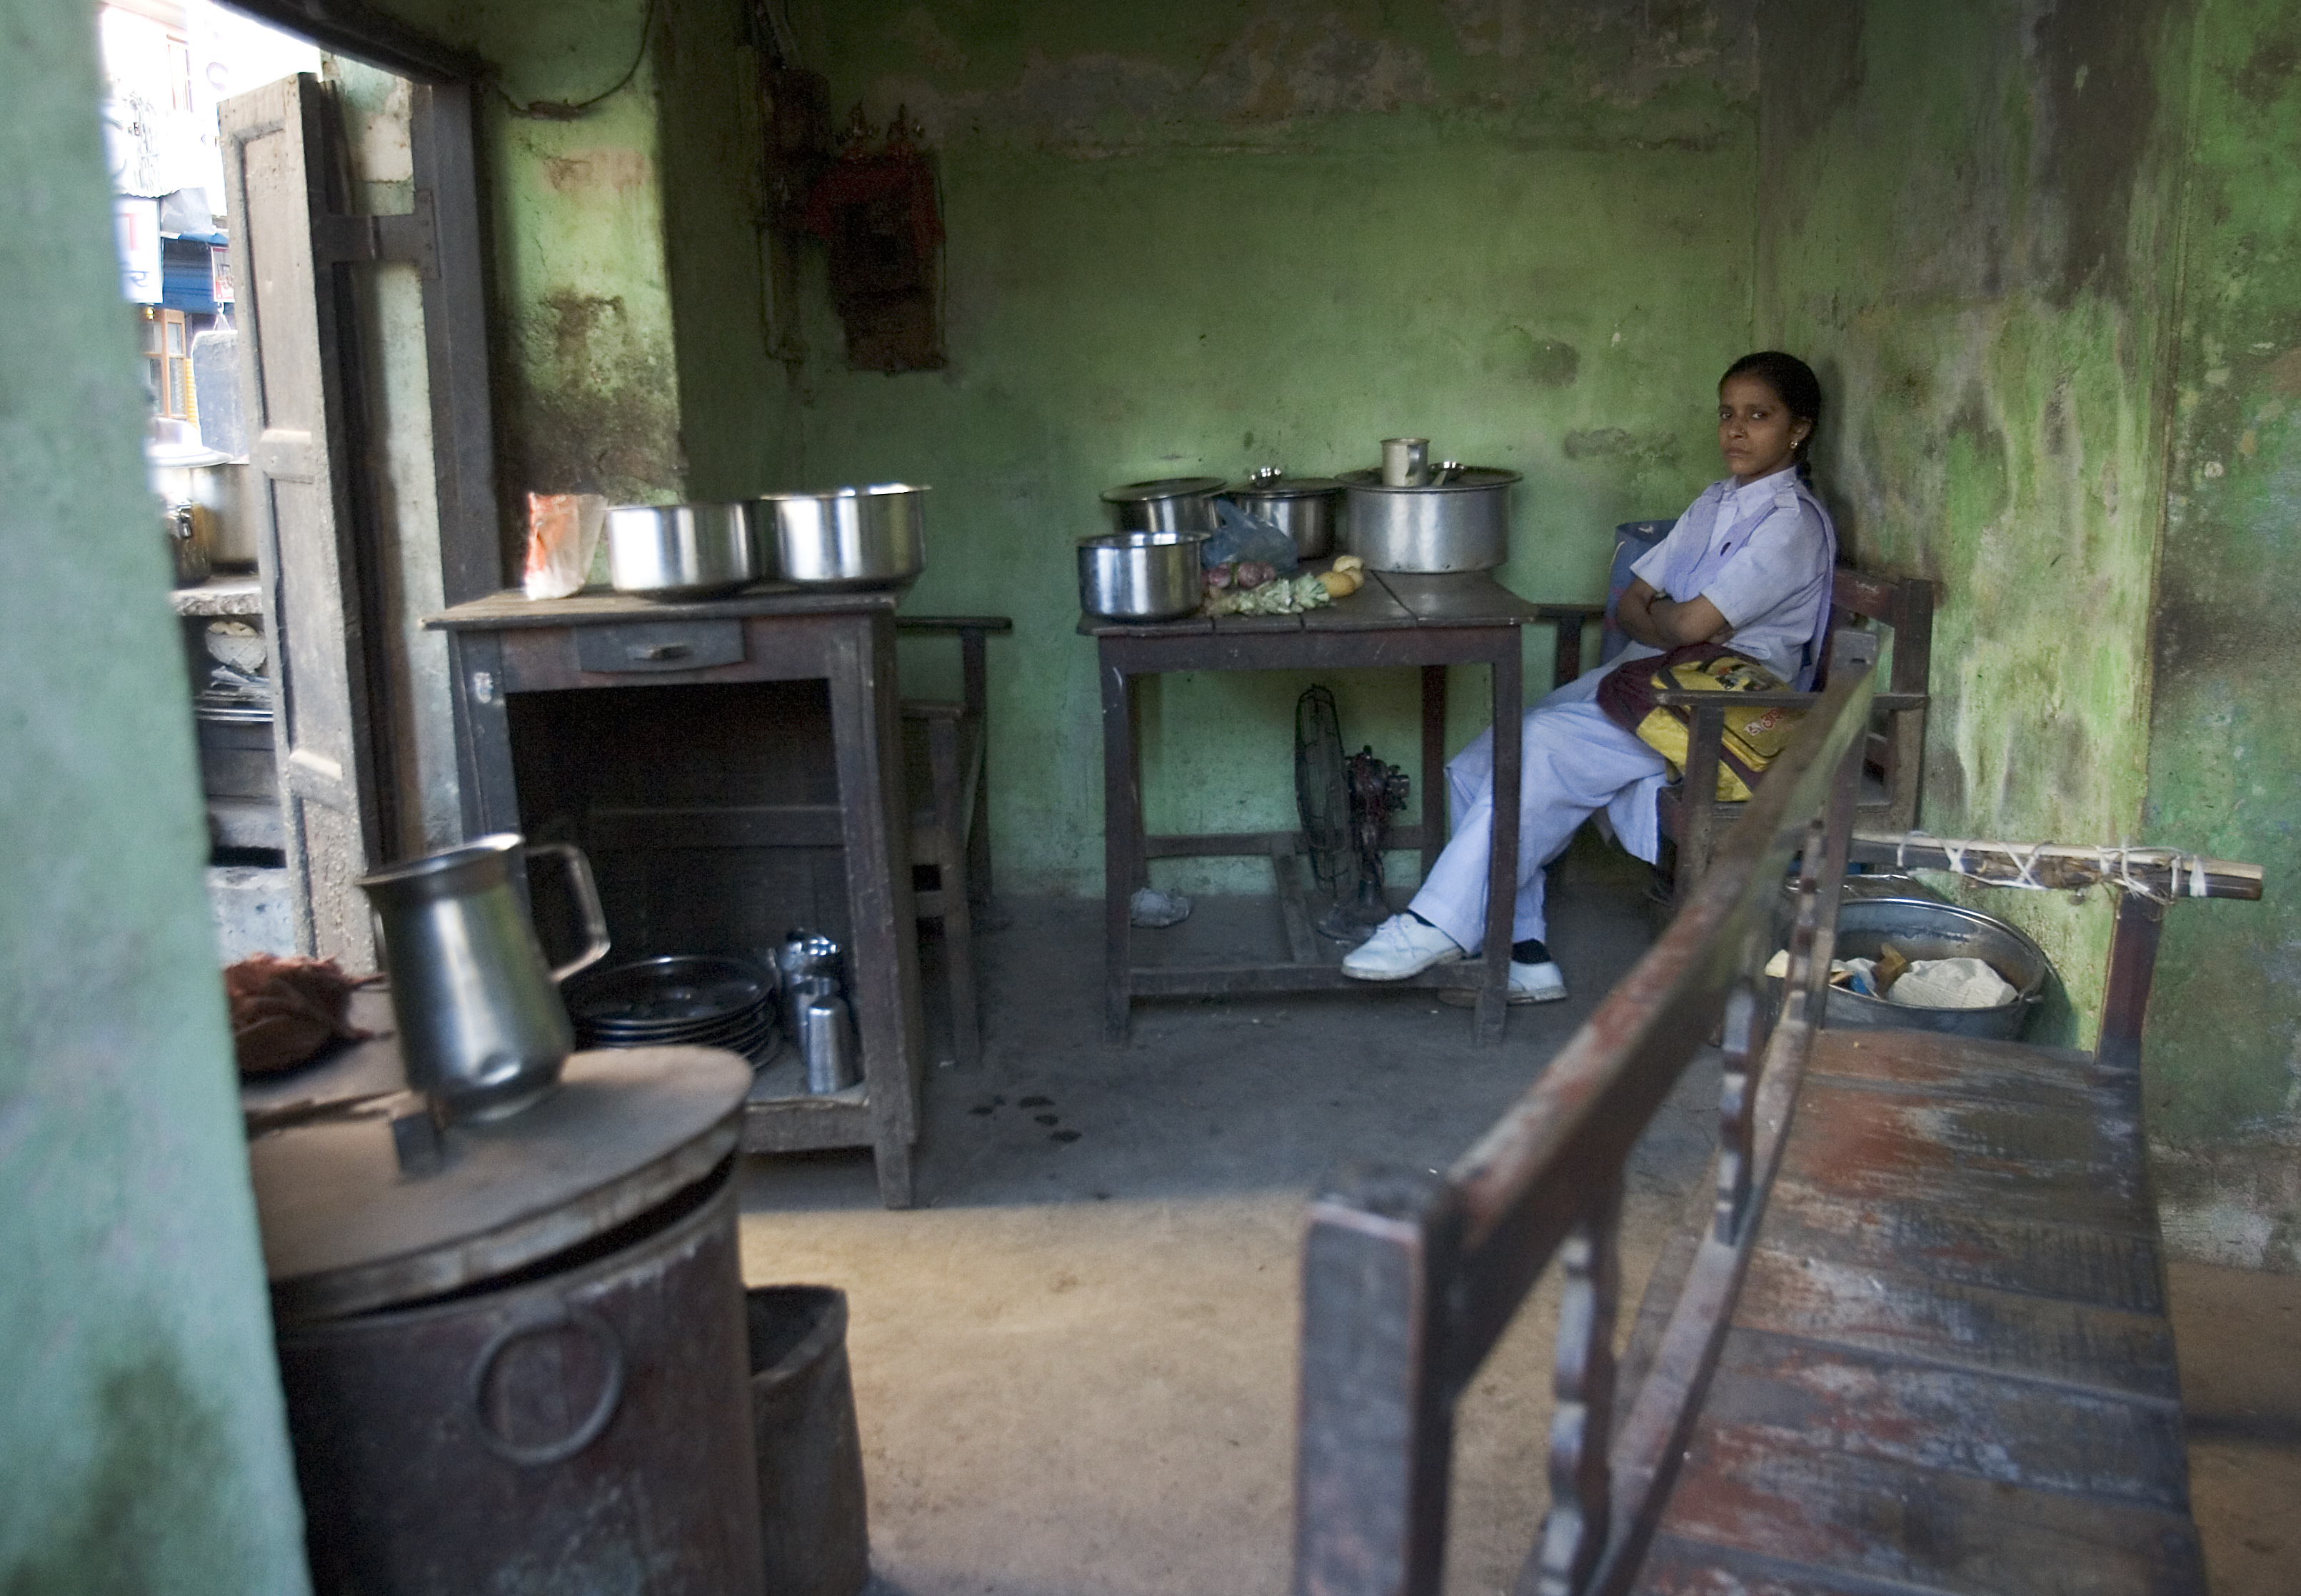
[1223,468,1343,558]
[1339,466,1520,573]
[605,503,759,599]
[1101,477,1224,534]
[1078,531,1208,621]
[756,484,927,589]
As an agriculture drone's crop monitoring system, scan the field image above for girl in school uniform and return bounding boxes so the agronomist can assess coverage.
[1341,350,1838,1002]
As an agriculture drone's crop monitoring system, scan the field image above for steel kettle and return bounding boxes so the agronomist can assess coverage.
[358,833,611,1123]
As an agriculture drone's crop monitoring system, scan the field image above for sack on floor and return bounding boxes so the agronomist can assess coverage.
[1597,644,1806,801]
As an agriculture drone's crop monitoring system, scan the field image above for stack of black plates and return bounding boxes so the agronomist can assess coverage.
[566,955,780,1067]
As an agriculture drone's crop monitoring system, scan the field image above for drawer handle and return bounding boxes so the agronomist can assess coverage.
[633,643,691,662]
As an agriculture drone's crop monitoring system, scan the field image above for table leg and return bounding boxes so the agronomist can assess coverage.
[1420,665,1447,881]
[447,631,520,838]
[1478,640,1524,1045]
[1102,648,1141,1043]
[829,615,926,1208]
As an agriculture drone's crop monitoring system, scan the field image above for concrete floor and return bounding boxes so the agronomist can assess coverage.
[737,850,2301,1596]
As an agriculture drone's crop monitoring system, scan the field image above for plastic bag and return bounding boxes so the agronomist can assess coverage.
[1201,498,1299,574]
[523,492,606,600]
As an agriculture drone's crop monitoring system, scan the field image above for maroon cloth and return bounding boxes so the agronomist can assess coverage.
[225,953,371,1077]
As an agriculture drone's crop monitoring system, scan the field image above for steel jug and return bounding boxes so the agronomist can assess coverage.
[359,834,612,1122]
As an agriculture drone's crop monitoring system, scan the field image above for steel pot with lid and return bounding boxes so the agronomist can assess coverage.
[1340,465,1522,573]
[1223,467,1342,558]
[1101,476,1224,534]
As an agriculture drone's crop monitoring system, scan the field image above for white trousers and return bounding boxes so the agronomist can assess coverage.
[1406,664,1669,954]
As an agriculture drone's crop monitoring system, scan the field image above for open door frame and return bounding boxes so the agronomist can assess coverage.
[218,35,503,964]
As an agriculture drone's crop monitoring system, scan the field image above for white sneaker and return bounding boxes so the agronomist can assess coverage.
[1341,915,1466,980]
[1439,959,1568,1006]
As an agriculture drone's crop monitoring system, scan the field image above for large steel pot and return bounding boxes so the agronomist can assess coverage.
[605,502,760,598]
[1223,468,1342,558]
[1078,531,1208,621]
[1340,466,1520,573]
[758,483,927,589]
[1101,476,1223,534]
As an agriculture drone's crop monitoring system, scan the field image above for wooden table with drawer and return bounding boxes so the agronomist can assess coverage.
[426,586,926,1208]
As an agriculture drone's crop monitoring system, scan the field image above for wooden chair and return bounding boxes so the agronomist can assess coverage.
[896,616,1011,1068]
[1290,628,2259,1596]
[1539,569,1935,898]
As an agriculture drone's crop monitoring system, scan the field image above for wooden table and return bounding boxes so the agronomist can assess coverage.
[1086,569,1574,1045]
[426,586,926,1208]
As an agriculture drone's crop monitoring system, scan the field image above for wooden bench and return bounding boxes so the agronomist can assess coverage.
[1290,628,2260,1596]
[1538,569,1935,898]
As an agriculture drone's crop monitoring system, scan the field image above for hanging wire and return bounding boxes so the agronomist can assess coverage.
[493,0,659,121]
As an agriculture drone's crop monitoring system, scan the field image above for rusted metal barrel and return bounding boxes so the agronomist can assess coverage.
[249,1044,763,1595]
[276,1168,765,1593]
[746,1286,871,1596]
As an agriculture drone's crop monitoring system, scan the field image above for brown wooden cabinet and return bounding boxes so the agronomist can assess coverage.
[426,587,927,1208]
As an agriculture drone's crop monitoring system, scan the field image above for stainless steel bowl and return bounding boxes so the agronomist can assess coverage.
[1339,466,1521,572]
[605,502,759,598]
[1101,477,1224,534]
[757,483,927,589]
[1769,895,2050,1040]
[1223,468,1343,558]
[1079,531,1208,621]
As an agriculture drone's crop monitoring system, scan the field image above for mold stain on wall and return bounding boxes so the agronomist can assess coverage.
[2142,0,2301,1270]
[1753,0,2189,1042]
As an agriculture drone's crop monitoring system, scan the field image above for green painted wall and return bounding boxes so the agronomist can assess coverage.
[375,0,691,517]
[2143,0,2300,1270]
[778,0,1766,893]
[0,0,311,1587]
[1751,0,2192,1042]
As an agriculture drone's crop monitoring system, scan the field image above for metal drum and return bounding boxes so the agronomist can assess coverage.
[252,1046,764,1594]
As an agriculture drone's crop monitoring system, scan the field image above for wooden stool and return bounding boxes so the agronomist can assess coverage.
[898,617,1011,1068]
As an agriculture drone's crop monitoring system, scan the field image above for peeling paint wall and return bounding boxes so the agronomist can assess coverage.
[781,0,1767,893]
[0,0,310,1585]
[1752,0,2191,1042]
[2144,0,2301,1271]
[375,0,693,513]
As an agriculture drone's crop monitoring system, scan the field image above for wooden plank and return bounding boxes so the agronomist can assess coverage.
[1733,1248,2180,1400]
[1655,1425,2203,1595]
[1805,1030,2122,1106]
[739,1095,873,1153]
[588,803,845,850]
[1758,1175,2166,1314]
[1273,838,1319,965]
[1778,1080,2151,1234]
[428,584,899,630]
[1697,1328,2189,1511]
[1634,1534,1926,1595]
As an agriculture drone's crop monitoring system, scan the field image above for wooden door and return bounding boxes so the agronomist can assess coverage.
[220,75,381,967]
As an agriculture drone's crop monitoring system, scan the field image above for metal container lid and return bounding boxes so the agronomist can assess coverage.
[249,1046,752,1325]
[1226,468,1343,498]
[1100,476,1225,504]
[1340,466,1523,493]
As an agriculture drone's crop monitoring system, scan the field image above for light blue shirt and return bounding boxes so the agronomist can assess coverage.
[1628,466,1835,684]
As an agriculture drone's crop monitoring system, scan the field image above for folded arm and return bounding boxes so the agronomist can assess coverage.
[1615,577,1733,649]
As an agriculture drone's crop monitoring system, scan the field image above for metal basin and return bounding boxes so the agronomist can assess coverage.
[1339,467,1520,572]
[1101,477,1224,534]
[1078,531,1208,621]
[756,483,927,589]
[605,503,759,599]
[1776,894,2051,1039]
